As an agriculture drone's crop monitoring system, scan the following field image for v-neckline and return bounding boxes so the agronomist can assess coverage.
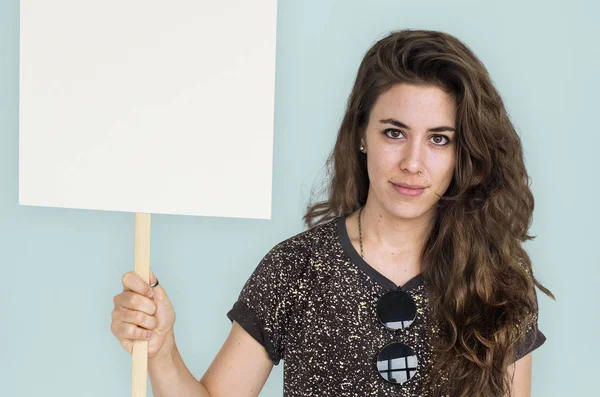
[336,215,422,292]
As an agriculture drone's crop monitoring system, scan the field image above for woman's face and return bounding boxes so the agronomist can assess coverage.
[362,83,457,222]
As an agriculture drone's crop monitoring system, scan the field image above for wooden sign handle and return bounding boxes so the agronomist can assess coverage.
[132,213,151,397]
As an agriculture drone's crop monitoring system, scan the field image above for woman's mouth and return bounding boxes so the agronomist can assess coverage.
[392,183,426,197]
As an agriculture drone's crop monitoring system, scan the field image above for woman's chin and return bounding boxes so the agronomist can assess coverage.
[388,204,435,222]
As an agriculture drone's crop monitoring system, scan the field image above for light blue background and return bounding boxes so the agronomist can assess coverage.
[1,1,597,396]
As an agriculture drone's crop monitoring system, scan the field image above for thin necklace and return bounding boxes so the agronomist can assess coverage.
[358,206,364,259]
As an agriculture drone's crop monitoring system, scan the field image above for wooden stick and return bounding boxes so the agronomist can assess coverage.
[132,213,151,397]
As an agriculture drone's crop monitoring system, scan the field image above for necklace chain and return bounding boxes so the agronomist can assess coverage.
[358,206,364,259]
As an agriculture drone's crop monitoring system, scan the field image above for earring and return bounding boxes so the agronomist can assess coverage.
[360,144,365,153]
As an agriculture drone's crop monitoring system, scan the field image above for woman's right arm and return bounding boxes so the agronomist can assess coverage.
[112,271,273,397]
[148,322,273,397]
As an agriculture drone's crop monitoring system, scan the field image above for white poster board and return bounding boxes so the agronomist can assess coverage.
[19,0,277,220]
[19,1,278,396]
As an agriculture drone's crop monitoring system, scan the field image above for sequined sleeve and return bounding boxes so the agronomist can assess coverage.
[513,260,547,361]
[514,286,546,361]
[226,239,308,365]
[514,318,546,361]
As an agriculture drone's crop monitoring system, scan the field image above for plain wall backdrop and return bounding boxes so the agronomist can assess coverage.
[1,0,598,396]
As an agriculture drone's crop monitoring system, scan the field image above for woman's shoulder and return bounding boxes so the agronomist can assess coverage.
[254,216,343,283]
[269,216,342,256]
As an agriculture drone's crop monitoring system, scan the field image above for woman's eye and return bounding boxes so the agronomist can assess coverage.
[430,135,450,146]
[383,129,450,145]
[383,129,404,139]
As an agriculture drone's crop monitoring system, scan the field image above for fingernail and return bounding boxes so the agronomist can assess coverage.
[147,290,154,298]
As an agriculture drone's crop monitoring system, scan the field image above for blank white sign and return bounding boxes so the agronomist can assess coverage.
[19,0,277,219]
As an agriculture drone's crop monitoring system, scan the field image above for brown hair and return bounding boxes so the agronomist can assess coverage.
[303,29,553,397]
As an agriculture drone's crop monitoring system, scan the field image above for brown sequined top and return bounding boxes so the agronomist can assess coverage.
[227,216,545,396]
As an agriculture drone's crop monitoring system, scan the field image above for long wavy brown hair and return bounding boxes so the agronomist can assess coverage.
[303,29,553,397]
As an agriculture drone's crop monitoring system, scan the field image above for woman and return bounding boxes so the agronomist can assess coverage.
[111,29,552,397]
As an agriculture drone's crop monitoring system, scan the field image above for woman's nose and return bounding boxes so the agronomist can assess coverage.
[400,140,424,174]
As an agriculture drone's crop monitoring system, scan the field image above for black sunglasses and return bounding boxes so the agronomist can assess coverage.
[375,289,419,385]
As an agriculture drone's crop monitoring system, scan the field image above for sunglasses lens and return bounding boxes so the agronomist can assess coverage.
[376,342,418,384]
[376,290,417,330]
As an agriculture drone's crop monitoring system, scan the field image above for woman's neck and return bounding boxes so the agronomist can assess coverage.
[356,202,435,269]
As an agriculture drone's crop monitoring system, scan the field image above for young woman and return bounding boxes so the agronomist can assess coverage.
[111,29,552,397]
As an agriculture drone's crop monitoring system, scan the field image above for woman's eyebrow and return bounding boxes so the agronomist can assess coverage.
[379,118,456,133]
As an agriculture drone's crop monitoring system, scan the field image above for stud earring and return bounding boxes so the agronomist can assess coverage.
[360,144,365,153]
